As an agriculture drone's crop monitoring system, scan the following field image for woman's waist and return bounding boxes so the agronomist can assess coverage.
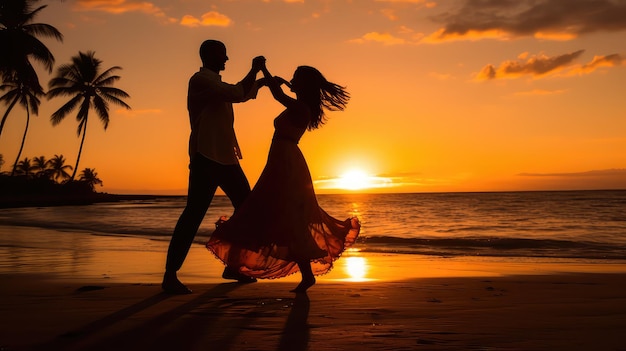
[272,133,300,144]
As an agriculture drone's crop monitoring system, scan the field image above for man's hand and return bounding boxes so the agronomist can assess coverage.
[252,56,266,72]
[256,77,268,87]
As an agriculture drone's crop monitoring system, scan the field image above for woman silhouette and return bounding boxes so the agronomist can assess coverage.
[207,62,360,293]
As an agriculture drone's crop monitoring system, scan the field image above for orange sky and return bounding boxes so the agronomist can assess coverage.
[1,0,625,195]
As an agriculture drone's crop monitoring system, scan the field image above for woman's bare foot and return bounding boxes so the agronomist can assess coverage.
[290,276,315,293]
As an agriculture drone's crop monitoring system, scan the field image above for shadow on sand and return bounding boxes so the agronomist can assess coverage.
[277,292,310,351]
[34,283,311,351]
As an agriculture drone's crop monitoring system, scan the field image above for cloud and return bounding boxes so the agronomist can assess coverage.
[424,0,626,43]
[568,54,626,75]
[349,0,435,46]
[380,9,399,21]
[314,171,457,191]
[518,169,626,177]
[74,1,232,27]
[476,50,625,80]
[349,32,407,45]
[516,169,626,190]
[180,11,232,27]
[375,0,432,3]
[74,0,167,18]
[314,174,395,190]
[476,50,585,80]
[513,89,567,96]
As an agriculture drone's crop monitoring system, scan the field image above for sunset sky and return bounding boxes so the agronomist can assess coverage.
[1,0,625,195]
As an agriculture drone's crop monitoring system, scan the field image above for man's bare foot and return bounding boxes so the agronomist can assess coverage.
[162,272,192,294]
[222,267,257,283]
[290,277,315,293]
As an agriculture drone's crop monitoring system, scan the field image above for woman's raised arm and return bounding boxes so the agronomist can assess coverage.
[261,64,296,108]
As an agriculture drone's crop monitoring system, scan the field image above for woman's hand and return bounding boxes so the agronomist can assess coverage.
[274,76,292,88]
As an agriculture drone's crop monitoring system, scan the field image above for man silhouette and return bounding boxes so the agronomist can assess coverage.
[162,40,265,294]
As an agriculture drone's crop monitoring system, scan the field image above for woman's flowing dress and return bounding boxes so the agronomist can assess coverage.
[207,112,360,279]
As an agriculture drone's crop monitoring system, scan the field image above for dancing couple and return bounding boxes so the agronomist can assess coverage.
[162,39,360,295]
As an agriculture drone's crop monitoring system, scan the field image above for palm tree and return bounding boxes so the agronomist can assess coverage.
[48,153,72,183]
[32,155,49,178]
[0,0,63,138]
[79,167,103,191]
[48,51,131,180]
[13,157,35,177]
[2,76,42,176]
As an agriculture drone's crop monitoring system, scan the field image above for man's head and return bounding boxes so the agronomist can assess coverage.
[200,40,228,72]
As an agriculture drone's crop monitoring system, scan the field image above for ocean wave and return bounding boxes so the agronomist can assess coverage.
[2,219,624,260]
[0,217,218,240]
[356,235,626,260]
[2,190,625,261]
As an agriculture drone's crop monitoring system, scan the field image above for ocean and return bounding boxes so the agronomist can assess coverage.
[1,190,625,263]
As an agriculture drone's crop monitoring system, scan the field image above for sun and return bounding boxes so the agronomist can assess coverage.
[314,167,394,191]
[336,169,371,190]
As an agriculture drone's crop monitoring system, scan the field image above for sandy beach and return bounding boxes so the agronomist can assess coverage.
[1,226,626,351]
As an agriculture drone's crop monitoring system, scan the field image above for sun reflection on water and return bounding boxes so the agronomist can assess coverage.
[343,255,369,281]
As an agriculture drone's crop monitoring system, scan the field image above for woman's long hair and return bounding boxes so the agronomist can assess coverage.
[297,66,349,130]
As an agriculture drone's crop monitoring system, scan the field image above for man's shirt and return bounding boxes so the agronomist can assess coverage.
[187,68,258,165]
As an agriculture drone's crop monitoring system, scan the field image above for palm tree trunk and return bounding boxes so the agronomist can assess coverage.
[71,121,87,181]
[11,106,30,176]
[0,94,20,140]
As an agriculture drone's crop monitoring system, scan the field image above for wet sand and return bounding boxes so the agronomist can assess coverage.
[1,226,625,350]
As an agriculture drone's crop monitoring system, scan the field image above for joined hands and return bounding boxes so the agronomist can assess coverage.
[253,57,291,89]
[252,56,266,72]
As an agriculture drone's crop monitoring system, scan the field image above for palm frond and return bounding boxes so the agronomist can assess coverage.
[21,35,56,72]
[18,88,41,115]
[101,92,131,110]
[51,63,82,84]
[0,89,19,104]
[94,66,122,84]
[74,51,101,82]
[99,86,130,98]
[24,3,47,22]
[95,75,121,88]
[48,77,73,90]
[76,111,87,136]
[0,81,17,92]
[50,95,82,125]
[92,96,110,128]
[47,85,83,98]
[74,99,90,124]
[26,93,40,115]
[23,23,63,41]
